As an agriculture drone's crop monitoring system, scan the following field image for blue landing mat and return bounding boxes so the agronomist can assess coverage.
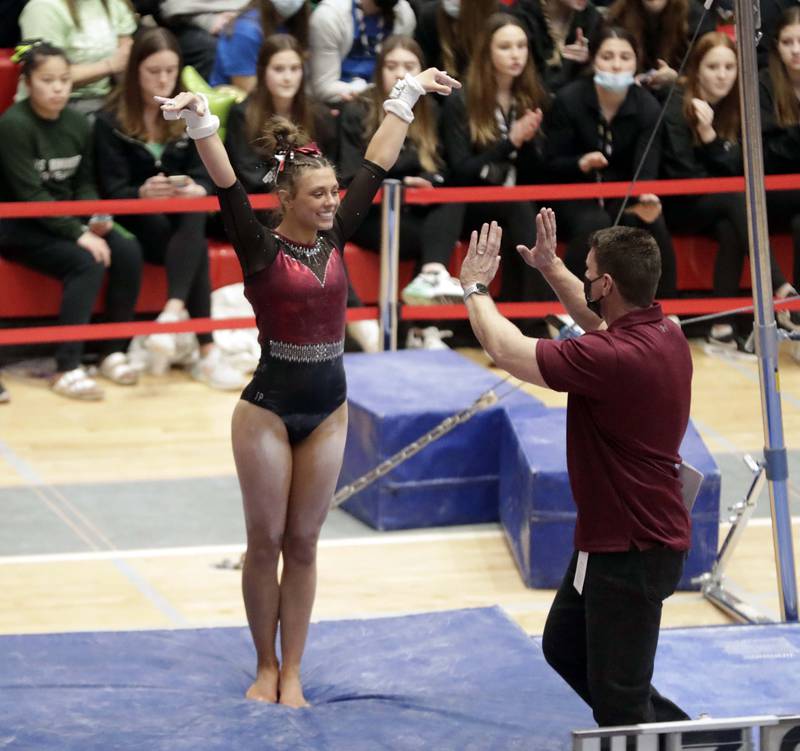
[0,608,589,751]
[2,611,799,751]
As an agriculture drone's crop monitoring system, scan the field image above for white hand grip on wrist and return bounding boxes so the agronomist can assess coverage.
[155,93,219,140]
[382,73,426,124]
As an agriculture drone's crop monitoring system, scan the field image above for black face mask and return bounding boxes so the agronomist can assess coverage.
[583,274,605,317]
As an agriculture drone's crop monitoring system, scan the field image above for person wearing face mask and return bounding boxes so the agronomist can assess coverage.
[760,7,800,330]
[545,25,676,299]
[308,0,416,104]
[414,0,500,80]
[606,0,714,98]
[459,215,694,727]
[209,0,309,91]
[513,0,602,94]
[662,31,795,345]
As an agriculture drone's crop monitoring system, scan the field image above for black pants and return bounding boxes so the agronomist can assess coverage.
[542,548,689,726]
[665,193,788,297]
[349,202,463,269]
[557,199,677,299]
[0,222,142,371]
[119,212,213,345]
[765,189,800,288]
[165,21,216,82]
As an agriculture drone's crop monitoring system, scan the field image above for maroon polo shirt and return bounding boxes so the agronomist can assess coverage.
[535,304,693,552]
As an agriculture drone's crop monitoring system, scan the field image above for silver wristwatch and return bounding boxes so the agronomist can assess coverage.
[463,282,490,302]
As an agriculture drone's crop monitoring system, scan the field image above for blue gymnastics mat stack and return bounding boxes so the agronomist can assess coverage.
[341,350,721,590]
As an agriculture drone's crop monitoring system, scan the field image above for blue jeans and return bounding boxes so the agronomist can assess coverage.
[542,547,690,726]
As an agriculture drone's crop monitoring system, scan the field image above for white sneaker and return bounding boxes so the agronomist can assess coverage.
[406,326,453,350]
[191,348,247,390]
[348,319,381,353]
[146,309,187,362]
[401,265,464,305]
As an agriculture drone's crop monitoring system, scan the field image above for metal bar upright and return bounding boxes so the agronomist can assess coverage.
[735,0,798,620]
[379,179,402,351]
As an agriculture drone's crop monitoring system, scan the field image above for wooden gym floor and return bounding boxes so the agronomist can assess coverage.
[0,339,799,637]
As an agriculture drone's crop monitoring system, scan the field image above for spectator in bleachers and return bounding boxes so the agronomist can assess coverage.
[661,31,794,342]
[338,35,463,310]
[606,0,714,97]
[760,6,800,308]
[0,42,143,399]
[308,0,416,104]
[225,33,336,196]
[544,25,676,297]
[95,27,245,388]
[414,0,499,79]
[440,12,551,304]
[158,0,248,81]
[17,0,137,115]
[209,0,309,91]
[514,0,602,94]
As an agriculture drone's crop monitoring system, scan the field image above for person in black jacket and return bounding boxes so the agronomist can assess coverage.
[440,12,551,303]
[605,0,715,97]
[224,34,336,198]
[545,25,676,297]
[96,27,244,389]
[414,0,499,79]
[662,31,794,341]
[338,35,464,309]
[514,0,602,94]
[760,7,800,308]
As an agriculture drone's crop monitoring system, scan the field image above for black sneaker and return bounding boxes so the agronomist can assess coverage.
[0,380,9,404]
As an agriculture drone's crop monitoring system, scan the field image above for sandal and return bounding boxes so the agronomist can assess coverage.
[99,352,139,385]
[51,368,104,401]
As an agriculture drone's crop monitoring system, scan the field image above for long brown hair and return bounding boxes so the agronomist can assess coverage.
[768,6,800,127]
[361,35,440,173]
[225,0,310,49]
[681,31,739,143]
[107,27,185,142]
[606,0,689,70]
[436,0,498,77]
[466,13,547,147]
[245,34,314,146]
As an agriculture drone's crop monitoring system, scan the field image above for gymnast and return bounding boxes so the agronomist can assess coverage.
[157,66,459,707]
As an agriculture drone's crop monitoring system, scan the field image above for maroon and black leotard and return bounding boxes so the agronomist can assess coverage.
[217,159,386,444]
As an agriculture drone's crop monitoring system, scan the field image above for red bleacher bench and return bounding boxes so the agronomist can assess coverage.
[0,235,794,319]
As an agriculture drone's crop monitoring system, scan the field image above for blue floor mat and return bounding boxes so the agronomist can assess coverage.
[2,608,799,750]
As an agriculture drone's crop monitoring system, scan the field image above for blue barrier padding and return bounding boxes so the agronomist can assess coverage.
[340,350,547,529]
[499,409,721,590]
[0,607,590,751]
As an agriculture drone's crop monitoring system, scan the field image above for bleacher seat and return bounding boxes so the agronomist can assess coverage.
[0,49,18,115]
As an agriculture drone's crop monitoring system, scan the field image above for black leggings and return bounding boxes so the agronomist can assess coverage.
[665,192,788,297]
[557,199,677,298]
[348,202,464,269]
[119,212,213,345]
[0,222,142,371]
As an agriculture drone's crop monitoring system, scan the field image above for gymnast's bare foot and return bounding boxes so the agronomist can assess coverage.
[246,665,279,702]
[279,668,310,708]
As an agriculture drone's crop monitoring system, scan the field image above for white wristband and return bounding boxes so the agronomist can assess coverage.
[162,92,220,140]
[388,73,425,109]
[383,97,414,123]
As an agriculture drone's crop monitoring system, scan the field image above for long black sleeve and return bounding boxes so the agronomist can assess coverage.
[217,180,273,277]
[94,113,142,199]
[328,159,387,248]
[224,101,270,194]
